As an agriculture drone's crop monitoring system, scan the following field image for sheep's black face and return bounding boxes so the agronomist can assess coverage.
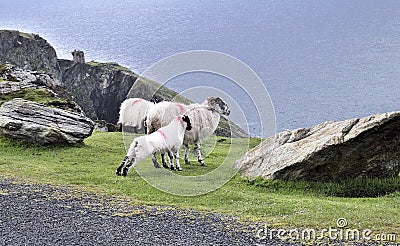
[208,97,230,116]
[182,115,192,131]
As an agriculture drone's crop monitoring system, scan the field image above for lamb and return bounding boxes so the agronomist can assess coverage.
[145,101,190,168]
[117,98,154,132]
[146,97,230,167]
[116,115,192,176]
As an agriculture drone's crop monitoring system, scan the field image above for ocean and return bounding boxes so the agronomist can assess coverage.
[1,0,399,137]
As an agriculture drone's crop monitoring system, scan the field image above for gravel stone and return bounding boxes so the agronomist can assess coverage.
[0,177,297,246]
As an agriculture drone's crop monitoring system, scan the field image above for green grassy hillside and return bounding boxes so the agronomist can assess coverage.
[0,131,399,238]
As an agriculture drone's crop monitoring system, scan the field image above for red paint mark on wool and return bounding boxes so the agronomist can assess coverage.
[157,129,167,139]
[131,99,142,107]
[176,103,185,113]
[176,116,184,127]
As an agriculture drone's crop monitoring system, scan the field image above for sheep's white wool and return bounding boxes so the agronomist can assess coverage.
[117,115,190,176]
[128,116,186,160]
[118,98,154,129]
[183,105,220,146]
[145,97,230,166]
[145,101,189,133]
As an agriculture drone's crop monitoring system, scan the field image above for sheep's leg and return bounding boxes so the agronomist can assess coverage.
[194,143,205,166]
[116,156,130,176]
[161,152,169,169]
[122,158,137,177]
[167,151,175,170]
[152,154,162,168]
[173,150,182,171]
[184,144,190,164]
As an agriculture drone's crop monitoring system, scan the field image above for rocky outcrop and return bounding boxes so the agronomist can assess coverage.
[0,64,91,144]
[94,120,118,132]
[216,117,249,138]
[1,63,57,92]
[0,30,249,137]
[58,60,138,123]
[0,63,82,113]
[234,112,400,182]
[0,30,61,84]
[0,99,94,145]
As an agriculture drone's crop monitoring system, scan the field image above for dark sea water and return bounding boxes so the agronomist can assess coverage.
[1,0,399,137]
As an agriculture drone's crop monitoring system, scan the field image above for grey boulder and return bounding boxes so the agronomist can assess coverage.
[234,111,400,182]
[0,98,94,145]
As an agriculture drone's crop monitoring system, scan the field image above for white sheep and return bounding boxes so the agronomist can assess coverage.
[145,101,188,132]
[116,115,192,176]
[146,97,230,167]
[182,97,230,166]
[145,101,190,168]
[117,98,154,132]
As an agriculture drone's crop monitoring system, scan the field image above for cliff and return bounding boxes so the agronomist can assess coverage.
[0,30,248,137]
[0,30,62,84]
[58,60,137,123]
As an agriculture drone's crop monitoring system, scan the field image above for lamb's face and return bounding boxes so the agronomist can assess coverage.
[208,97,230,116]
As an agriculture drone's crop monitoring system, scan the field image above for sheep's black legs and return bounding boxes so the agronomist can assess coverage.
[116,156,130,176]
[152,154,162,168]
[173,151,182,171]
[194,143,205,166]
[183,144,190,164]
[167,151,175,170]
[183,143,205,166]
[161,153,169,169]
[168,151,182,171]
[122,157,136,177]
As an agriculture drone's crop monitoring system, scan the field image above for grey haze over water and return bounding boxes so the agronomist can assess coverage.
[1,0,399,136]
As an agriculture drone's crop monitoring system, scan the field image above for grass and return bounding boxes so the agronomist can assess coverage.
[0,88,67,106]
[86,61,135,74]
[0,30,34,40]
[248,176,400,198]
[18,31,35,40]
[0,132,399,239]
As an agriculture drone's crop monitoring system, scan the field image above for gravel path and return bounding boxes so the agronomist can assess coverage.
[0,177,297,246]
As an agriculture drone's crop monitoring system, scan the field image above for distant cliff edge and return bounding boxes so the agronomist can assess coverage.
[0,30,248,137]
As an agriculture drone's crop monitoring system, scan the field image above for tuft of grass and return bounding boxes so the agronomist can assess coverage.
[0,132,399,235]
[247,176,400,198]
[86,61,135,75]
[19,31,35,40]
[0,88,67,106]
